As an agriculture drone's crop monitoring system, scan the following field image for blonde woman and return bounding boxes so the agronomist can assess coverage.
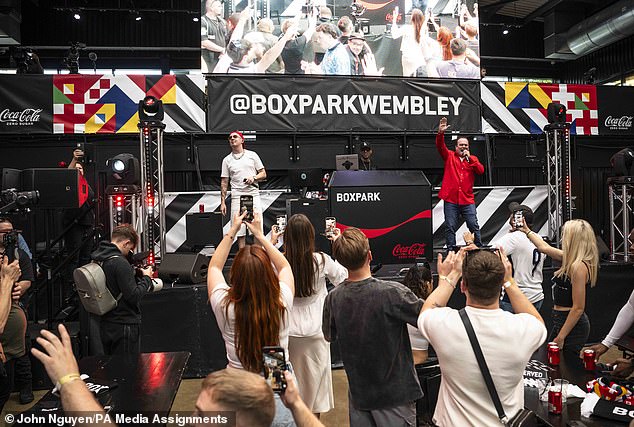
[521,219,598,358]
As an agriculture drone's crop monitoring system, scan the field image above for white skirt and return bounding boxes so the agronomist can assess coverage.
[288,334,334,413]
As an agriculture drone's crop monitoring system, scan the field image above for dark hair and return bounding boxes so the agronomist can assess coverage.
[227,245,285,373]
[111,224,138,246]
[0,217,13,226]
[403,264,432,299]
[227,39,252,64]
[462,250,505,305]
[449,38,467,56]
[284,214,322,298]
[316,23,339,39]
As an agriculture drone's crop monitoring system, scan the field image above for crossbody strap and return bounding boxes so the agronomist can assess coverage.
[459,308,508,424]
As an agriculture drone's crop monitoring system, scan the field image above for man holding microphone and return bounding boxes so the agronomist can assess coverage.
[436,117,485,251]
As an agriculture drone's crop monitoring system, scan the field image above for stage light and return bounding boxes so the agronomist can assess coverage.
[135,12,142,21]
[547,103,567,124]
[502,27,509,35]
[106,153,140,185]
[193,16,199,22]
[610,148,634,177]
[74,12,81,20]
[138,96,164,121]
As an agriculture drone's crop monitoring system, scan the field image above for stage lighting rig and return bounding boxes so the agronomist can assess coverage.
[105,153,140,194]
[610,148,634,177]
[138,96,164,122]
[547,103,567,125]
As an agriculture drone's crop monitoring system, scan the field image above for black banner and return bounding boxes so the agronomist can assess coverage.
[598,86,634,135]
[207,76,481,133]
[0,75,52,134]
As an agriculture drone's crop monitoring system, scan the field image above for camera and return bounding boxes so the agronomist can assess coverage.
[129,251,162,292]
[263,346,287,394]
[0,189,40,211]
[240,195,254,222]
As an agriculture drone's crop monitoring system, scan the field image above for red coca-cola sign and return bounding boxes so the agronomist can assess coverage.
[392,243,426,259]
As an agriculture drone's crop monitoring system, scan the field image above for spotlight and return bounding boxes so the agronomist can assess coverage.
[106,153,140,185]
[138,96,164,122]
[74,12,81,20]
[135,12,142,21]
[502,27,509,35]
[193,16,199,22]
[547,103,567,124]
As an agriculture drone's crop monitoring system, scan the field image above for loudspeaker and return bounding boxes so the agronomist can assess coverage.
[21,168,88,208]
[287,198,331,254]
[159,253,210,284]
[596,234,610,261]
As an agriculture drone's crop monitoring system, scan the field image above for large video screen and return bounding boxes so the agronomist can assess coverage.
[201,0,480,78]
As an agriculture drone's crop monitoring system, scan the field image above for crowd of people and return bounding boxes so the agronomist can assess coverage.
[201,0,480,78]
[1,128,632,427]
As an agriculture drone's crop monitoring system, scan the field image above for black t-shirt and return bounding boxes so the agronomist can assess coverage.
[282,35,307,74]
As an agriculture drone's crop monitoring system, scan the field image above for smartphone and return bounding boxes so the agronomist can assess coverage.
[513,210,524,229]
[276,215,287,233]
[263,346,287,394]
[239,195,254,222]
[325,217,336,238]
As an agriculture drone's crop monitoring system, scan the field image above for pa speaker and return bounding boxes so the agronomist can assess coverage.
[21,168,88,208]
[159,253,210,284]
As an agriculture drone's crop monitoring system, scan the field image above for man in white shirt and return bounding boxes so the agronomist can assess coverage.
[220,131,266,248]
[418,249,546,426]
[490,202,546,313]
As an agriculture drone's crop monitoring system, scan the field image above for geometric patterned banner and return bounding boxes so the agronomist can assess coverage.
[482,82,598,135]
[52,74,206,134]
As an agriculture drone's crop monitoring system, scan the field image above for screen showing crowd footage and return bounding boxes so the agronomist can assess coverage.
[200,0,481,79]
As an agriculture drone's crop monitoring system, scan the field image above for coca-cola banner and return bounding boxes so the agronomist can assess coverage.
[598,86,634,135]
[208,76,482,133]
[0,75,52,134]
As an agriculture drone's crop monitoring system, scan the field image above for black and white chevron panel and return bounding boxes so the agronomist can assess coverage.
[164,190,293,252]
[432,186,549,249]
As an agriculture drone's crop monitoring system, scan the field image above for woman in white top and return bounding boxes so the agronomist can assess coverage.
[391,7,435,77]
[283,214,347,416]
[402,263,433,365]
[207,212,295,373]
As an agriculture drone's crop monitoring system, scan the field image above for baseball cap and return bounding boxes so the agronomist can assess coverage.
[508,202,534,225]
[359,141,371,150]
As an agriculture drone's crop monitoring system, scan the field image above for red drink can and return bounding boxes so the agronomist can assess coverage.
[547,344,560,365]
[548,390,563,414]
[583,349,596,371]
[199,203,205,213]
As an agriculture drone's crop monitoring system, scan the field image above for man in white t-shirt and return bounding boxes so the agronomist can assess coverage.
[220,131,266,248]
[418,249,546,426]
[489,202,546,313]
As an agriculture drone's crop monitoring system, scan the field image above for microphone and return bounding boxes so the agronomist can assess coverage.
[462,149,470,162]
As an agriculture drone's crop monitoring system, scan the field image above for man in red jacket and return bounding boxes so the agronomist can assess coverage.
[436,117,485,250]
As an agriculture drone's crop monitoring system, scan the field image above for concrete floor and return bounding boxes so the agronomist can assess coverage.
[1,348,622,427]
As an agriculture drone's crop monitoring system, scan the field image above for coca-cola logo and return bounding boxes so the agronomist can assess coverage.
[604,115,633,130]
[0,108,42,126]
[392,243,426,259]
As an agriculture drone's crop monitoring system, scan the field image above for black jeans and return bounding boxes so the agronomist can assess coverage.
[0,359,16,412]
[549,310,590,363]
[100,321,140,356]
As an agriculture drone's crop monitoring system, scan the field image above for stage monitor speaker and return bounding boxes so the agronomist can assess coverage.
[287,198,331,254]
[20,168,88,208]
[159,253,210,284]
[186,212,223,249]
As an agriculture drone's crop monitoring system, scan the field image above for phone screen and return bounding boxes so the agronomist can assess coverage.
[240,195,254,222]
[513,211,524,229]
[325,217,336,237]
[276,215,287,233]
[263,347,287,394]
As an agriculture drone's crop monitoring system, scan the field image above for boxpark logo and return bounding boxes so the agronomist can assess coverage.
[335,192,381,202]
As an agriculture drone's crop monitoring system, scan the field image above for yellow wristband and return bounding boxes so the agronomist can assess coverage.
[439,275,455,288]
[525,230,533,238]
[56,373,81,390]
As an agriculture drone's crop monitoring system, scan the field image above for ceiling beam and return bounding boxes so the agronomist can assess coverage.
[522,0,565,25]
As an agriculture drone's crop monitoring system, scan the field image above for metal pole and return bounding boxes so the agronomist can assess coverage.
[624,184,630,263]
[609,183,616,261]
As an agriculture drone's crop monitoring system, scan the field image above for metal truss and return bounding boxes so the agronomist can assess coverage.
[608,178,634,262]
[108,193,142,232]
[139,121,166,261]
[545,123,572,247]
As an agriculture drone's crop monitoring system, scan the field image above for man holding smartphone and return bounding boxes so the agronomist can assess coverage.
[220,131,266,248]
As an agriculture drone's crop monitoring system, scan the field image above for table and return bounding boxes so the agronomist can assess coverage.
[524,347,625,427]
[22,351,190,420]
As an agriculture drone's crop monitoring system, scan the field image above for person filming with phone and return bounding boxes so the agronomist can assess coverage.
[207,211,298,426]
[220,131,266,248]
[436,117,485,251]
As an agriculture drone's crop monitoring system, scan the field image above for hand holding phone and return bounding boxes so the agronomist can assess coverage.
[513,210,524,229]
[239,195,254,223]
[325,217,336,238]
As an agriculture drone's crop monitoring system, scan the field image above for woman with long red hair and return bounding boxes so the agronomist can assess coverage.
[207,212,294,374]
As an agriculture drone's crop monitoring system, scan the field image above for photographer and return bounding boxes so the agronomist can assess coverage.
[92,224,154,355]
[0,218,34,411]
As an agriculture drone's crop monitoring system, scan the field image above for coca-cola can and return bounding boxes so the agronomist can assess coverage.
[548,390,563,414]
[583,349,596,371]
[547,344,560,365]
